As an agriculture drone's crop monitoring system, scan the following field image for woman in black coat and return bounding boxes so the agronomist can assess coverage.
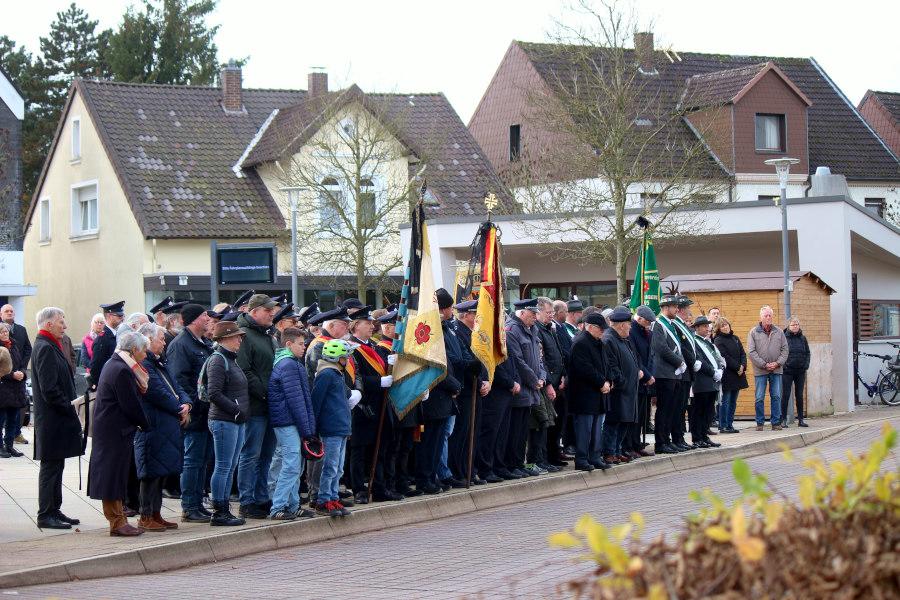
[135,324,191,532]
[712,317,748,434]
[782,317,811,428]
[88,331,151,537]
[0,323,27,457]
[565,314,612,471]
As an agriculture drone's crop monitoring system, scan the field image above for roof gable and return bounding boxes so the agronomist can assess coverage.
[516,41,899,181]
[0,66,24,120]
[862,90,900,126]
[681,61,812,110]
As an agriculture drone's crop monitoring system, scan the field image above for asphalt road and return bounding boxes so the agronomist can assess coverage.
[9,416,897,600]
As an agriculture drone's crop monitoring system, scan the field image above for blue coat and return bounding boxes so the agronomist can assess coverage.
[268,350,316,437]
[135,353,191,479]
[311,362,351,437]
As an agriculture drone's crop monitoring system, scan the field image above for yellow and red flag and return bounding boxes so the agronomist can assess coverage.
[469,222,507,382]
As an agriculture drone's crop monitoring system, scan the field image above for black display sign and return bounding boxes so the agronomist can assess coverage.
[216,244,276,285]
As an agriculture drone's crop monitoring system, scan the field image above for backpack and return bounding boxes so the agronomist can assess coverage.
[197,351,229,403]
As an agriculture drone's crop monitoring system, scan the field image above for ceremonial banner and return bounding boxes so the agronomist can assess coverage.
[388,200,447,418]
[629,229,660,313]
[469,222,507,382]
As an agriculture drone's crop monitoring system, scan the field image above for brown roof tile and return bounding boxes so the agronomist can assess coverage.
[863,90,900,125]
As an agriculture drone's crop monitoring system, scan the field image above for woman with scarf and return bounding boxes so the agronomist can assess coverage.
[87,331,151,536]
[0,322,28,458]
[80,313,105,371]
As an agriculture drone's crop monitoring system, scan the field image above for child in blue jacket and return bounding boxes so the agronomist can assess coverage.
[311,340,360,517]
[267,328,315,520]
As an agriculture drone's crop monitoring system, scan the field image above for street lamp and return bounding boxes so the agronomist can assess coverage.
[281,187,303,306]
[764,157,800,320]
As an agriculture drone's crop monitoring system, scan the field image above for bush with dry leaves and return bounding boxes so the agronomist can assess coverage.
[549,423,899,599]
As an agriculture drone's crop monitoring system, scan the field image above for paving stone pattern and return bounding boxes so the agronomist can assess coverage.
[9,416,896,600]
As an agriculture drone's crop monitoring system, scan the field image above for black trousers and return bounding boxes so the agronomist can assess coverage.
[654,378,678,448]
[415,417,447,487]
[390,427,415,488]
[526,423,548,465]
[673,380,690,444]
[350,441,390,495]
[546,390,568,460]
[126,453,140,509]
[476,394,510,476]
[624,390,650,451]
[448,386,479,480]
[782,369,806,420]
[690,391,717,442]
[139,476,163,516]
[504,406,530,471]
[38,459,65,520]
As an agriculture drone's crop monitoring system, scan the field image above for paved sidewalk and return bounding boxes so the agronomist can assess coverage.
[0,405,894,587]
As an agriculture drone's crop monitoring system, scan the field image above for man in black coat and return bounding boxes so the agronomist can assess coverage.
[566,311,612,471]
[32,307,83,530]
[531,297,564,472]
[626,306,656,457]
[601,307,646,463]
[166,305,213,522]
[651,295,688,454]
[672,296,699,450]
[2,304,32,444]
[475,351,519,482]
[89,301,125,389]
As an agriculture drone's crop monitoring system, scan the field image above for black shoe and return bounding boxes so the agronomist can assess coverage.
[397,486,423,497]
[574,462,594,472]
[676,442,693,451]
[798,420,808,427]
[419,483,442,495]
[6,444,23,457]
[707,429,718,436]
[181,508,211,523]
[441,477,467,489]
[590,460,611,470]
[56,511,80,525]
[257,500,273,513]
[537,462,560,473]
[471,475,487,485]
[354,492,370,505]
[549,457,569,467]
[238,504,268,519]
[161,489,181,500]
[495,468,520,480]
[373,490,404,502]
[0,446,10,458]
[482,472,504,483]
[658,444,678,454]
[705,439,721,447]
[197,504,213,517]
[211,502,245,526]
[37,516,72,530]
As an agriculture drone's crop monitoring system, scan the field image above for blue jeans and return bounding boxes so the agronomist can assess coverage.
[267,445,283,499]
[601,420,627,456]
[437,415,455,481]
[574,413,604,465]
[238,416,274,506]
[208,420,245,504]
[719,389,740,430]
[181,429,212,511]
[318,435,347,503]
[270,426,304,515]
[754,374,782,425]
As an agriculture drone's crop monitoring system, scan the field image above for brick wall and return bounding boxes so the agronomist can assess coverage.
[685,276,833,419]
[221,67,242,113]
[858,95,900,157]
[733,70,809,175]
[685,105,734,171]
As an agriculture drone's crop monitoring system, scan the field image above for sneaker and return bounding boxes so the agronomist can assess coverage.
[756,425,764,431]
[314,502,332,516]
[523,464,545,476]
[15,434,28,444]
[333,501,351,517]
[269,510,296,521]
[325,501,343,518]
[294,508,316,519]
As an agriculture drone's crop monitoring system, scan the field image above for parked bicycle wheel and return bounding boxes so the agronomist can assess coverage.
[878,371,900,406]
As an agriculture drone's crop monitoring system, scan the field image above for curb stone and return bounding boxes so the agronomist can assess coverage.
[0,418,879,590]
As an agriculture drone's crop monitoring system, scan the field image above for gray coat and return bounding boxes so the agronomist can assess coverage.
[505,314,546,408]
[747,324,789,375]
[650,320,683,380]
[602,329,641,423]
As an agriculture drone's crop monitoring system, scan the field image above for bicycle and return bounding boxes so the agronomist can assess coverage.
[854,341,900,406]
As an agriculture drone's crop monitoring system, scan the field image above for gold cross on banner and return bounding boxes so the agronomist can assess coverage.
[484,192,499,214]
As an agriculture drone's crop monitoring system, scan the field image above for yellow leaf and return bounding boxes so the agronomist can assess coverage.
[585,522,607,555]
[778,442,794,462]
[548,531,581,549]
[630,512,645,533]
[735,536,766,562]
[611,523,632,543]
[648,583,668,600]
[574,514,596,536]
[705,525,732,542]
[731,503,747,539]
[798,476,816,508]
[764,502,784,533]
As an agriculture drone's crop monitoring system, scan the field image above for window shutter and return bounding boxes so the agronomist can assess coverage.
[858,300,875,340]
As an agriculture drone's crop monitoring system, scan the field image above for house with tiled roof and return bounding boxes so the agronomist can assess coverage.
[21,66,512,331]
[411,35,900,416]
[858,90,900,217]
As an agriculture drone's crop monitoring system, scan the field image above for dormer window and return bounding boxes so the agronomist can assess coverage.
[755,114,785,152]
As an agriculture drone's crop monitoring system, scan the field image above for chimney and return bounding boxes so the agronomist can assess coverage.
[634,32,655,74]
[308,68,328,98]
[221,60,243,113]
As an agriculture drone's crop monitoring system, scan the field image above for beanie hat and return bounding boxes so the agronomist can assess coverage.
[181,303,207,327]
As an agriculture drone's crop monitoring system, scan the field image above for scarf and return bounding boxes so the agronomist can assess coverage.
[116,350,149,394]
[0,339,10,349]
[38,329,63,352]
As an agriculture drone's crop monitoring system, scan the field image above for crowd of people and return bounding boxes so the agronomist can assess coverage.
[13,290,812,536]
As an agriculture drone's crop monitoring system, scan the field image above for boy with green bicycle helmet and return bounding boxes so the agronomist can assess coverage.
[310,339,360,517]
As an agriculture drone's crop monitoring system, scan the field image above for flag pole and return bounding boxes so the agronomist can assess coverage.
[465,376,477,488]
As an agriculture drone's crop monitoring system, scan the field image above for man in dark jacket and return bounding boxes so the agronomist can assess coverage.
[447,300,489,485]
[89,301,125,389]
[672,296,699,450]
[235,294,278,518]
[549,299,573,465]
[166,303,213,522]
[475,351,519,482]
[531,297,564,473]
[782,319,811,427]
[2,305,31,445]
[626,306,656,457]
[566,311,612,471]
[601,307,646,463]
[415,289,464,494]
[651,295,687,454]
[32,307,83,529]
[689,317,722,448]
[504,299,546,478]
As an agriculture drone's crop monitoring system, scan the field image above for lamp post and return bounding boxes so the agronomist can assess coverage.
[281,187,302,306]
[764,157,800,320]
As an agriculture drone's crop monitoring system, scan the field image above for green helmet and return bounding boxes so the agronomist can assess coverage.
[322,339,350,362]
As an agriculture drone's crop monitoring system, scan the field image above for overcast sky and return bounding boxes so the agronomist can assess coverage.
[6,0,900,122]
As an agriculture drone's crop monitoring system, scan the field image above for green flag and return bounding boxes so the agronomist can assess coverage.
[629,231,660,313]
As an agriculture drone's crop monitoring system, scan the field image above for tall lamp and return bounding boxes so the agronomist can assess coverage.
[764,157,800,320]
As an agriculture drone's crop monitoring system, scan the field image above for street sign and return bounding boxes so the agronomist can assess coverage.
[215,243,277,285]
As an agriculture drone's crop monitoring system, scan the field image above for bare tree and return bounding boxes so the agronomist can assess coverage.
[510,0,732,299]
[267,95,429,301]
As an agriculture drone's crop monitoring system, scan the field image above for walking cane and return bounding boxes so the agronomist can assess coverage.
[465,375,478,489]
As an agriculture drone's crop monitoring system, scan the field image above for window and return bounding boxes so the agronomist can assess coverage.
[71,117,81,160]
[71,182,98,236]
[754,114,785,152]
[758,194,780,202]
[509,124,521,161]
[865,198,886,219]
[357,177,377,229]
[39,198,51,242]
[319,177,343,232]
[858,300,900,339]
